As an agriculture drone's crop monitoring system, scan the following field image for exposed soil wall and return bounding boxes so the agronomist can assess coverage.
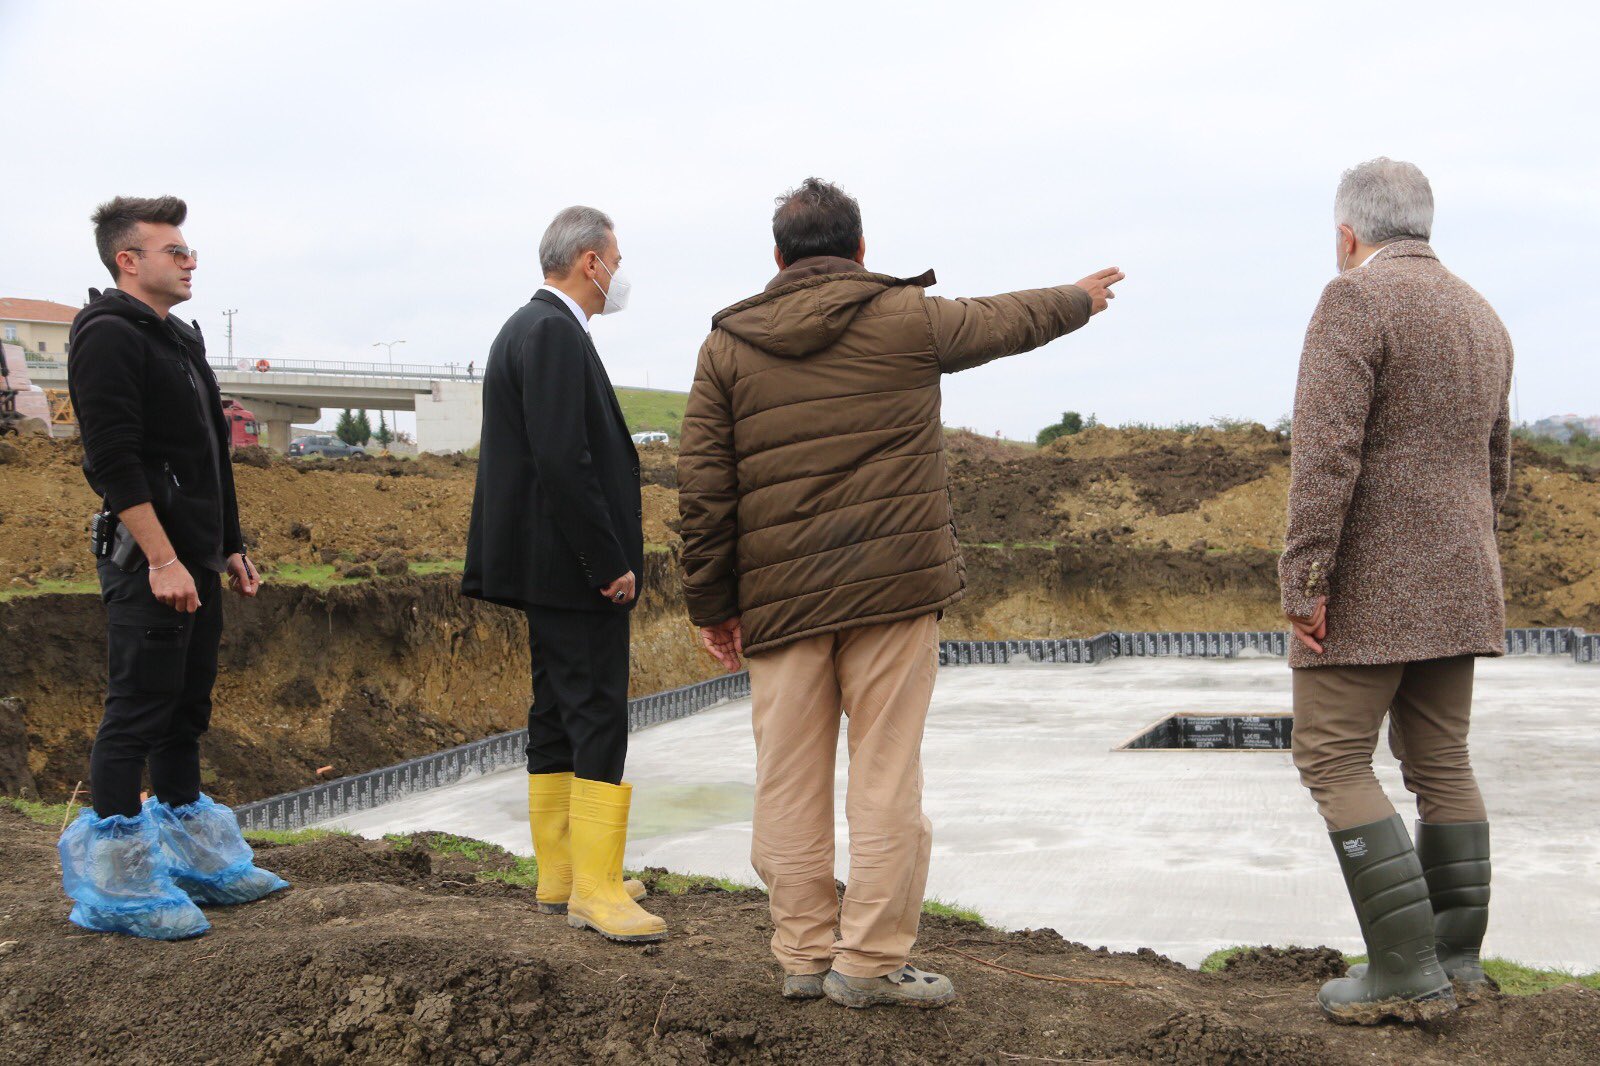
[3,427,1594,804]
[1,556,714,805]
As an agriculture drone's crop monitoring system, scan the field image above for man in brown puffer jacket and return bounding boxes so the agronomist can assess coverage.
[677,177,1122,1008]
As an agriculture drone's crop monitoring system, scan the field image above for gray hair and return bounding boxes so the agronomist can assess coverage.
[538,205,615,277]
[1334,158,1433,244]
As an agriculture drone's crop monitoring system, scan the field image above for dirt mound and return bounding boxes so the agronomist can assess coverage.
[2,809,1595,1065]
[1220,945,1349,982]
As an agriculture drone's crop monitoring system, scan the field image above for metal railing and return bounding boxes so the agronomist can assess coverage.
[24,353,479,383]
[205,357,479,382]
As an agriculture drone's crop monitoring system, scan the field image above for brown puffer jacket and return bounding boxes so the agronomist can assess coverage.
[678,255,1092,655]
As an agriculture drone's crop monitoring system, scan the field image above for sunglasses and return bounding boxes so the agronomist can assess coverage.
[124,244,198,264]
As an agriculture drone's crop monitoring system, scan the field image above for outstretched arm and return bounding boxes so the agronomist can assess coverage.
[925,267,1123,374]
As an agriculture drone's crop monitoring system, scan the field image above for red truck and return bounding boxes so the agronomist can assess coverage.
[222,399,261,447]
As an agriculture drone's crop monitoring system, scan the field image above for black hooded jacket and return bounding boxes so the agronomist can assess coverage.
[67,288,242,570]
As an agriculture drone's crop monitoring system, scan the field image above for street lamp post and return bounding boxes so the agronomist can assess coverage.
[371,340,404,453]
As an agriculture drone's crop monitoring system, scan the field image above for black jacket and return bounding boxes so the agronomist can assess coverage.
[67,289,243,571]
[462,290,642,613]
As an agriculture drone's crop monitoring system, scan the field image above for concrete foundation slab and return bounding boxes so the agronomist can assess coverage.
[328,655,1600,970]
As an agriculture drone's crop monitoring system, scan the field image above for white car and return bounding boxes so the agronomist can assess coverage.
[630,431,670,446]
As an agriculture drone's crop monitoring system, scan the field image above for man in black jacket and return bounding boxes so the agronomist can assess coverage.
[463,205,662,943]
[58,195,286,942]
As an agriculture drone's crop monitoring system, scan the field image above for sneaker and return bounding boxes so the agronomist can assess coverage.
[824,964,956,1009]
[782,972,828,1000]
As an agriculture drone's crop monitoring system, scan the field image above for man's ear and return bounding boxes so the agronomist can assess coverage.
[773,245,786,270]
[853,236,866,266]
[114,249,139,281]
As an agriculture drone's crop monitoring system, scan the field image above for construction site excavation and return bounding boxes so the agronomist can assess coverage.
[3,425,1599,1064]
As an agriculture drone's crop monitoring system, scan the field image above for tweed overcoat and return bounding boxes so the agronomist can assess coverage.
[678,256,1092,655]
[1280,241,1514,668]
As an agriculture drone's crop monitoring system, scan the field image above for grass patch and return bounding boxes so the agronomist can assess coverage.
[0,577,101,602]
[244,827,350,846]
[1200,945,1600,995]
[922,898,988,925]
[266,559,465,588]
[479,858,541,889]
[616,387,689,440]
[1,795,83,826]
[632,870,752,895]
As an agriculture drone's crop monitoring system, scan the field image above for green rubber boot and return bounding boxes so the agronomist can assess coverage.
[1347,820,1491,987]
[1418,820,1491,986]
[1317,814,1456,1024]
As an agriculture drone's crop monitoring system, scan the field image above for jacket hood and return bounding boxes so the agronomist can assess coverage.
[70,288,200,346]
[711,257,935,359]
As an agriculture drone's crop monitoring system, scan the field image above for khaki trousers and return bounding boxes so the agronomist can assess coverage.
[746,613,939,979]
[1292,655,1487,831]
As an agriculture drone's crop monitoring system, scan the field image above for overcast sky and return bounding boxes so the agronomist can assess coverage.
[2,1,1595,438]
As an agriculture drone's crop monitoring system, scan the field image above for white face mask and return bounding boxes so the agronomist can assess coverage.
[592,256,631,315]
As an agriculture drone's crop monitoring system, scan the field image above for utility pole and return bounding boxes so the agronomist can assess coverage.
[222,309,238,361]
[372,340,405,454]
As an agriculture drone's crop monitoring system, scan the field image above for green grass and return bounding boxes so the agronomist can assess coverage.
[244,827,350,846]
[0,577,101,603]
[1199,944,1600,995]
[631,870,752,895]
[265,559,464,588]
[1,795,83,826]
[615,386,689,440]
[921,898,988,925]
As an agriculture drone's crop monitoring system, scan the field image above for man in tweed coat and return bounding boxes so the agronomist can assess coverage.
[1281,158,1514,1023]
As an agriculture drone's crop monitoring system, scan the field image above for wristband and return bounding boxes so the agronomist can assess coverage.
[149,556,180,571]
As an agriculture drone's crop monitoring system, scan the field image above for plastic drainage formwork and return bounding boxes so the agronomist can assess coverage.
[235,626,1594,831]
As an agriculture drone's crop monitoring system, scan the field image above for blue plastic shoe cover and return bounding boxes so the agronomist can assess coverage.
[147,793,290,905]
[57,808,210,940]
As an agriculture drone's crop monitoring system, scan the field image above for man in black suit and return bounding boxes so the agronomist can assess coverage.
[463,205,663,943]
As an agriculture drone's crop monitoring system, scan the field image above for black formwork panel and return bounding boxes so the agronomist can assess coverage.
[235,670,751,831]
[1120,714,1294,751]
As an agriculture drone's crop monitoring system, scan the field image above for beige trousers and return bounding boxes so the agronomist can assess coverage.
[746,613,939,979]
[1292,655,1487,831]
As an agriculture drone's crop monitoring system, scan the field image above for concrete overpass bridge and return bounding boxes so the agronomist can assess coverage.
[26,357,483,453]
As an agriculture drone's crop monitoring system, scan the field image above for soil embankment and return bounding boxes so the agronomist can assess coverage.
[2,427,1596,804]
[2,807,1595,1065]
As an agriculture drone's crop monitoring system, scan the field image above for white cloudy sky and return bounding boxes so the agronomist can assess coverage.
[2,1,1595,438]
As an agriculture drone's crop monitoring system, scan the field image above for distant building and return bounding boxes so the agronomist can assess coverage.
[1528,414,1600,442]
[0,298,79,360]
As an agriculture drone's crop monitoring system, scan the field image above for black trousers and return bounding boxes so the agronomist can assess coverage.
[90,560,222,818]
[524,605,630,784]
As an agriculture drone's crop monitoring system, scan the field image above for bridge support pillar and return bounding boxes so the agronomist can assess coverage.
[222,396,319,452]
[265,418,292,453]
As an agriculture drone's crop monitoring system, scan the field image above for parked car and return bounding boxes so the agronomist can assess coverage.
[630,431,670,446]
[290,434,366,458]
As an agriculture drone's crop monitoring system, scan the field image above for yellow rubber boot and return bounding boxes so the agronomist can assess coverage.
[529,773,647,914]
[528,773,575,913]
[567,778,667,942]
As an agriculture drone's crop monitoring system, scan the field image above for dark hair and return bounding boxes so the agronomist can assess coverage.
[771,178,862,265]
[91,195,188,280]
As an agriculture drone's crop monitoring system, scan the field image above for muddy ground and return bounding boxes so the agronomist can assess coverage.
[2,427,1595,805]
[2,808,1595,1065]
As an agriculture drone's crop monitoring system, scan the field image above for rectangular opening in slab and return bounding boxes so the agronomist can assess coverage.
[1118,714,1294,751]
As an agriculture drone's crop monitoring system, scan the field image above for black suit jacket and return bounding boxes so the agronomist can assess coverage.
[462,290,642,613]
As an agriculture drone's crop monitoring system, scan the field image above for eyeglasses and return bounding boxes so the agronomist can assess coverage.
[124,244,198,264]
